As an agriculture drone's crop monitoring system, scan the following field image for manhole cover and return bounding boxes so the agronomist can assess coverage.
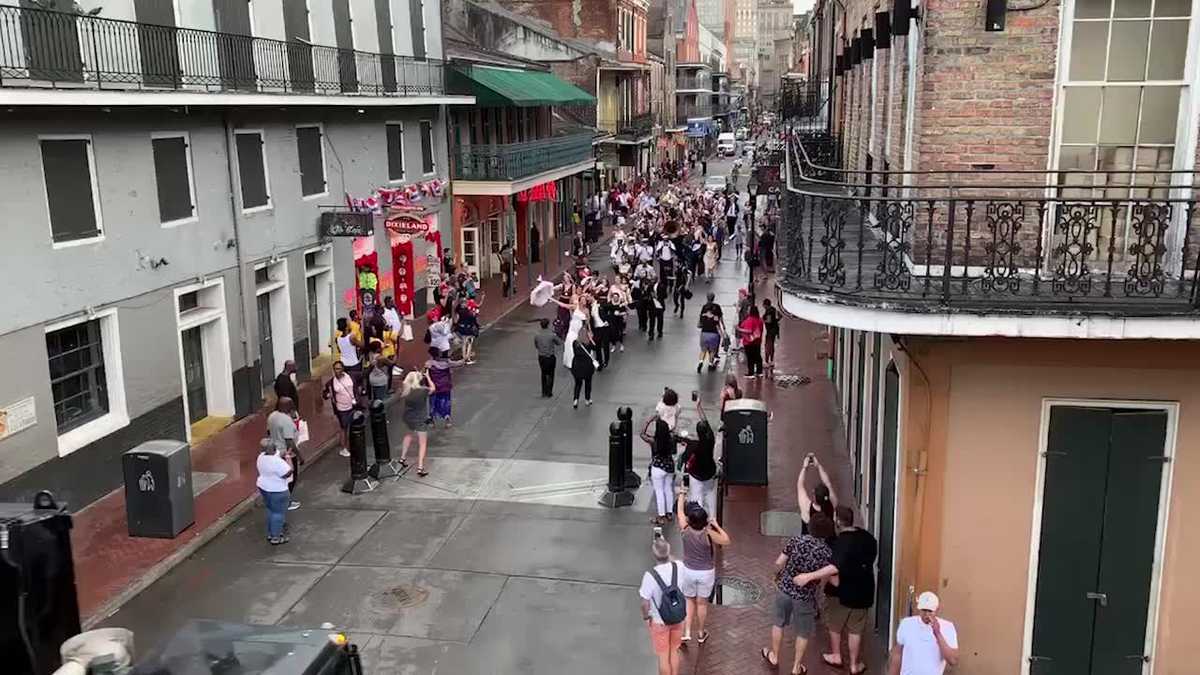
[713,576,763,607]
[774,373,812,388]
[373,584,430,609]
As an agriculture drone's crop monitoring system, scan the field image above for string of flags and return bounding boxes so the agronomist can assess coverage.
[346,178,448,214]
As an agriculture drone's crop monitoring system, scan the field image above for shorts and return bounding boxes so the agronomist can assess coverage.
[429,391,452,419]
[824,600,870,635]
[771,592,817,637]
[335,409,355,430]
[700,332,721,353]
[647,621,684,656]
[680,565,716,599]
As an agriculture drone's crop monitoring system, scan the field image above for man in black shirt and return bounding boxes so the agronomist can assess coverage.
[821,505,878,674]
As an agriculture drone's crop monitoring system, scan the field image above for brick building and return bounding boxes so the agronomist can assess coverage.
[783,0,1200,672]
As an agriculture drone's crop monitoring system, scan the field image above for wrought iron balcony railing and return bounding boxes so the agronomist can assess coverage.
[679,102,712,120]
[676,75,710,91]
[779,130,1200,314]
[452,132,595,182]
[597,112,656,139]
[0,4,444,96]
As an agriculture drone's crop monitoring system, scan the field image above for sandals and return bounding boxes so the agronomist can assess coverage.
[821,654,844,669]
[848,665,867,675]
[417,467,429,477]
[697,631,710,644]
[760,648,778,668]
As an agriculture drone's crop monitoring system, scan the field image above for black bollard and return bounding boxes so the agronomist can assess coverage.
[368,399,401,479]
[341,410,377,494]
[599,420,634,508]
[617,406,641,489]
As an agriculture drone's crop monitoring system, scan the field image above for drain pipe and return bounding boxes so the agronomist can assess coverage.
[221,113,255,412]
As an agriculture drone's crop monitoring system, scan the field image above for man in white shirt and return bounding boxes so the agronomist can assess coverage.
[382,296,404,336]
[256,438,294,545]
[889,592,959,675]
[639,539,683,675]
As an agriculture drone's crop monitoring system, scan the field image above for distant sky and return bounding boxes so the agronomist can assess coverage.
[793,0,814,13]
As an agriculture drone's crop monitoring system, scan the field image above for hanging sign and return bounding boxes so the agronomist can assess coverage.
[517,181,558,203]
[385,214,431,235]
[321,211,373,237]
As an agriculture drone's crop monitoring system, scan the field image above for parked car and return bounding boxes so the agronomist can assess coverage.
[717,132,736,156]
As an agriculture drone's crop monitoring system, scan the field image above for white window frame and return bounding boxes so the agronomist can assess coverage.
[295,122,329,200]
[420,118,437,176]
[304,244,335,358]
[234,128,273,214]
[386,120,406,184]
[150,131,200,228]
[40,134,105,249]
[44,308,129,457]
[173,277,236,437]
[1020,398,1179,675]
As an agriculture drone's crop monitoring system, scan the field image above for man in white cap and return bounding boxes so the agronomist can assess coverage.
[889,591,959,675]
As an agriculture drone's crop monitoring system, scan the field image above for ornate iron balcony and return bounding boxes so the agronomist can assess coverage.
[597,112,656,139]
[678,102,712,120]
[452,132,594,182]
[0,5,445,96]
[780,131,1200,315]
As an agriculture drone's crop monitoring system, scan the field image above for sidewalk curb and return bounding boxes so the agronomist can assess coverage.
[80,261,565,628]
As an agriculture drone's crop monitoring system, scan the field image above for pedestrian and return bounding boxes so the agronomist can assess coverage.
[671,263,691,317]
[608,283,629,352]
[334,317,362,380]
[381,295,406,340]
[425,347,462,428]
[674,490,730,646]
[633,277,650,333]
[678,413,718,516]
[428,311,453,357]
[455,298,479,364]
[642,416,677,525]
[655,387,681,432]
[500,242,516,297]
[256,438,293,545]
[534,318,562,398]
[322,361,357,458]
[591,294,611,371]
[441,248,456,277]
[701,156,707,176]
[761,511,837,674]
[398,370,434,477]
[797,453,838,539]
[737,304,765,377]
[763,298,781,374]
[889,592,959,675]
[696,293,723,373]
[273,360,300,410]
[822,506,878,675]
[648,275,668,341]
[364,350,392,403]
[719,373,743,415]
[570,328,598,408]
[703,237,718,281]
[639,538,686,675]
[267,396,302,511]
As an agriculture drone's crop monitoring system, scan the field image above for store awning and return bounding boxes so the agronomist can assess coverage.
[454,66,596,107]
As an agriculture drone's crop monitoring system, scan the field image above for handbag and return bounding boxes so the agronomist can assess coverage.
[401,323,414,341]
[296,419,310,445]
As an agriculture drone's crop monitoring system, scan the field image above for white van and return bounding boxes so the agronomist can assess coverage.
[717,132,736,157]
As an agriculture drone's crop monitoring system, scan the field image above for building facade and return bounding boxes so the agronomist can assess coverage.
[784,0,1200,671]
[733,0,759,84]
[0,0,469,506]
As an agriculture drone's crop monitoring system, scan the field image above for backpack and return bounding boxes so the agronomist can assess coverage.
[649,563,687,625]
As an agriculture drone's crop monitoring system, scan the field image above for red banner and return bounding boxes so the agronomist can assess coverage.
[391,239,415,317]
[516,181,558,203]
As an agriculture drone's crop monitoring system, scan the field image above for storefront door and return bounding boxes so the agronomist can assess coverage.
[181,326,208,423]
[257,293,274,388]
[461,227,480,274]
[875,362,899,640]
[1029,406,1168,673]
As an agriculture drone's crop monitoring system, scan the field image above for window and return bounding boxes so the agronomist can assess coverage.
[151,133,197,225]
[178,291,200,312]
[296,125,327,197]
[409,0,426,59]
[46,319,109,433]
[40,136,103,245]
[1056,0,1192,257]
[420,120,436,174]
[386,122,405,182]
[234,130,270,211]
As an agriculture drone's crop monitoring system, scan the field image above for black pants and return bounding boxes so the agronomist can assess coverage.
[673,287,687,316]
[636,303,648,331]
[538,355,556,396]
[593,326,611,370]
[502,268,512,297]
[648,307,664,338]
[611,315,626,344]
[573,373,593,401]
[745,341,763,376]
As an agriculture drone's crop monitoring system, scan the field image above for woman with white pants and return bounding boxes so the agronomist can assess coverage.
[678,418,719,517]
[674,489,731,645]
[643,417,678,525]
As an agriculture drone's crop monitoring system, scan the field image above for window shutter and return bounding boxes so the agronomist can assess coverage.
[41,138,100,242]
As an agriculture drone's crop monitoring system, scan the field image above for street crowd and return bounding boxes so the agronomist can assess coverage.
[253,125,960,674]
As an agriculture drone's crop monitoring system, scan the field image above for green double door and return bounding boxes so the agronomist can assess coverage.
[1030,406,1168,674]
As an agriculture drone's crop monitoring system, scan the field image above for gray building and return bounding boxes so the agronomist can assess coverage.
[0,0,472,508]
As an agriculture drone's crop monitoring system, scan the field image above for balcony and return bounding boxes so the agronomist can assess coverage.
[779,129,1200,322]
[452,132,595,182]
[597,112,656,141]
[0,5,445,99]
[676,75,710,91]
[678,101,712,120]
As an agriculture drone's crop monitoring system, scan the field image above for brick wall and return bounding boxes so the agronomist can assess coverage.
[500,0,618,44]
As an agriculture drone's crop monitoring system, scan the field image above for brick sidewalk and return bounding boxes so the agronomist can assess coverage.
[75,238,574,625]
[682,278,888,675]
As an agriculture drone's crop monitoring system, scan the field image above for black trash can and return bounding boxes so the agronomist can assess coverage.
[722,398,768,485]
[122,440,195,538]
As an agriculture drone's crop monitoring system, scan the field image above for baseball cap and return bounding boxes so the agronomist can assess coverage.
[916,591,940,612]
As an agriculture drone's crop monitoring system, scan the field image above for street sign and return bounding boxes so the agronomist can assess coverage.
[320,211,374,237]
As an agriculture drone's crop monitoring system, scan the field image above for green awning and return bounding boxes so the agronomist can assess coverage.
[454,66,595,107]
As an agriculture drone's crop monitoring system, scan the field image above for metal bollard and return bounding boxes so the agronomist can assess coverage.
[368,399,401,479]
[599,420,634,508]
[617,406,641,489]
[341,410,377,494]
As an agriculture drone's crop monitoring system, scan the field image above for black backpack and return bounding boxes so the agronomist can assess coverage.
[649,563,687,625]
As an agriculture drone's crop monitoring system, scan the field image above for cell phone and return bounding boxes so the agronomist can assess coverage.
[653,526,664,540]
[691,390,699,402]
[683,475,691,488]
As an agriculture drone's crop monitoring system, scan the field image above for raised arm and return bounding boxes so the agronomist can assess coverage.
[706,521,731,546]
[675,490,689,530]
[814,458,839,508]
[797,462,812,519]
